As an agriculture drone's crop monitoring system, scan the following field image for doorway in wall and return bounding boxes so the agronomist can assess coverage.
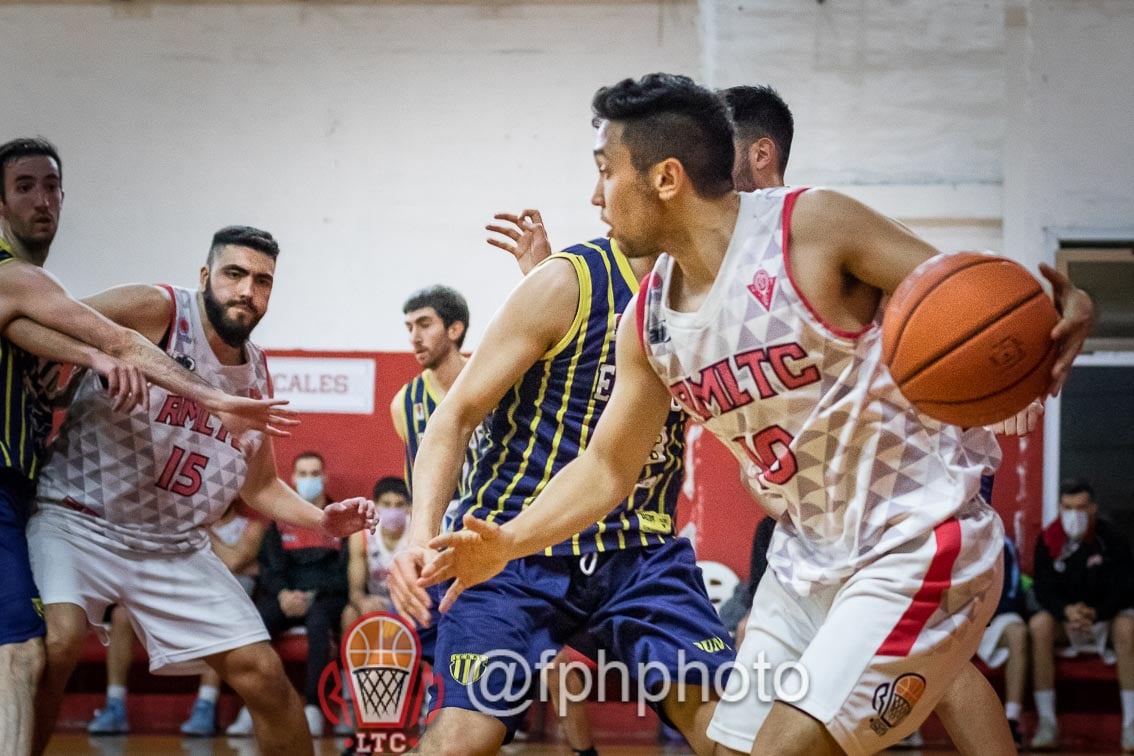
[1043,244,1134,537]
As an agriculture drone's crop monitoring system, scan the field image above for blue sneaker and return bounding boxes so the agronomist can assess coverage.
[87,698,129,735]
[180,698,217,736]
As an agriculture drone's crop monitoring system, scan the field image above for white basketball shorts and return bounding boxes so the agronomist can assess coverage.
[708,502,1003,756]
[27,512,269,675]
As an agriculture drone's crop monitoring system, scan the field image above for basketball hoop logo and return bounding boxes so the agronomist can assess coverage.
[345,612,423,729]
[319,611,425,748]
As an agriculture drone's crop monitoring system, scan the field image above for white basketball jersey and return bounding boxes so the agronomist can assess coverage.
[364,527,407,600]
[34,285,271,555]
[639,188,1001,593]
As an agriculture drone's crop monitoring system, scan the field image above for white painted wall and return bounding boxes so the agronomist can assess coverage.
[0,1,699,350]
[1,0,1131,351]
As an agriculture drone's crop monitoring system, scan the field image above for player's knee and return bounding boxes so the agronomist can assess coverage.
[225,644,288,691]
[0,638,45,685]
[752,703,841,756]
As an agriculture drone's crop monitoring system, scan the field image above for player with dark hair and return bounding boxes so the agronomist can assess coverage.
[0,137,291,754]
[391,206,731,754]
[424,73,1093,755]
[23,225,375,756]
[721,85,794,187]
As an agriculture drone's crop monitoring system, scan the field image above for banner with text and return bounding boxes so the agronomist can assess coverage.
[268,357,376,414]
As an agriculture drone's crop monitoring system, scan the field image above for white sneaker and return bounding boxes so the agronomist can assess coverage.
[225,706,254,737]
[304,704,325,737]
[1030,716,1059,750]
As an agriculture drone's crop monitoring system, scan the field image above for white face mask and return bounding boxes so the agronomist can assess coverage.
[1061,509,1089,541]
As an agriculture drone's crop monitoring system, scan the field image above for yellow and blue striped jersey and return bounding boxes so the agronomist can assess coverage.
[398,371,483,500]
[461,238,685,556]
[0,240,52,482]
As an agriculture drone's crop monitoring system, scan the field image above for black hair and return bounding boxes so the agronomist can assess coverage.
[208,225,280,265]
[1059,477,1095,500]
[372,476,409,501]
[402,285,470,348]
[720,85,795,175]
[0,137,62,200]
[293,450,325,469]
[591,73,734,198]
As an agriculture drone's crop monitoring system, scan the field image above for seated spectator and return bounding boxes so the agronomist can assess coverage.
[228,451,349,738]
[342,476,410,629]
[975,536,1028,747]
[1028,477,1134,751]
[85,503,266,736]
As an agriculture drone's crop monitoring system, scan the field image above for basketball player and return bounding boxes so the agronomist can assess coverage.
[390,225,731,756]
[0,137,292,755]
[25,225,377,756]
[723,84,1025,753]
[422,74,1093,755]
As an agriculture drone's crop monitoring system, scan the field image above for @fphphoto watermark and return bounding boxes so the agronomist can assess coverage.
[458,647,810,719]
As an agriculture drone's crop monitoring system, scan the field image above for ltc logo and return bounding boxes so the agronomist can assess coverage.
[318,612,424,753]
[870,673,926,737]
[449,653,489,685]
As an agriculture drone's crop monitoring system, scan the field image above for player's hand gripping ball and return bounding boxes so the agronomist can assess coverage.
[882,252,1058,427]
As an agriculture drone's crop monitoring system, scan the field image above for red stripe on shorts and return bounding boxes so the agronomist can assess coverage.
[876,518,962,657]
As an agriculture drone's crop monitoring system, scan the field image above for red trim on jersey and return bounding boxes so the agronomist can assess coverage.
[635,273,659,351]
[259,350,274,398]
[155,284,177,351]
[780,188,874,340]
[876,518,962,657]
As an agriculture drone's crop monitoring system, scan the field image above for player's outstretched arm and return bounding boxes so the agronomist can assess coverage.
[422,300,672,610]
[2,275,298,438]
[389,256,580,627]
[239,436,377,537]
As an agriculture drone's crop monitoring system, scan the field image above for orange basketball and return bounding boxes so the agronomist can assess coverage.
[882,252,1058,427]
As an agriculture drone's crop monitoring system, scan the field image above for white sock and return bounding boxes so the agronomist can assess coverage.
[197,685,220,704]
[341,670,353,701]
[1122,690,1134,728]
[1004,701,1022,722]
[1034,689,1056,721]
[106,684,127,702]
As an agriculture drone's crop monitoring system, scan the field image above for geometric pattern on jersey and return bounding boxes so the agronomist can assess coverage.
[33,284,271,555]
[0,242,56,481]
[462,237,686,556]
[639,188,1000,593]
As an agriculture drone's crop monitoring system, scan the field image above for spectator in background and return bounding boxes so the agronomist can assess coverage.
[1029,477,1134,751]
[974,536,1028,747]
[342,477,411,628]
[85,502,267,737]
[228,451,349,738]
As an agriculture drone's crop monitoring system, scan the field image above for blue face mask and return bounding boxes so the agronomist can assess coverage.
[296,476,324,503]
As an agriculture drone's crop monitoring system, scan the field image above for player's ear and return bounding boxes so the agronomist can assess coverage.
[199,265,209,289]
[653,158,683,202]
[752,138,777,172]
[448,320,466,345]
